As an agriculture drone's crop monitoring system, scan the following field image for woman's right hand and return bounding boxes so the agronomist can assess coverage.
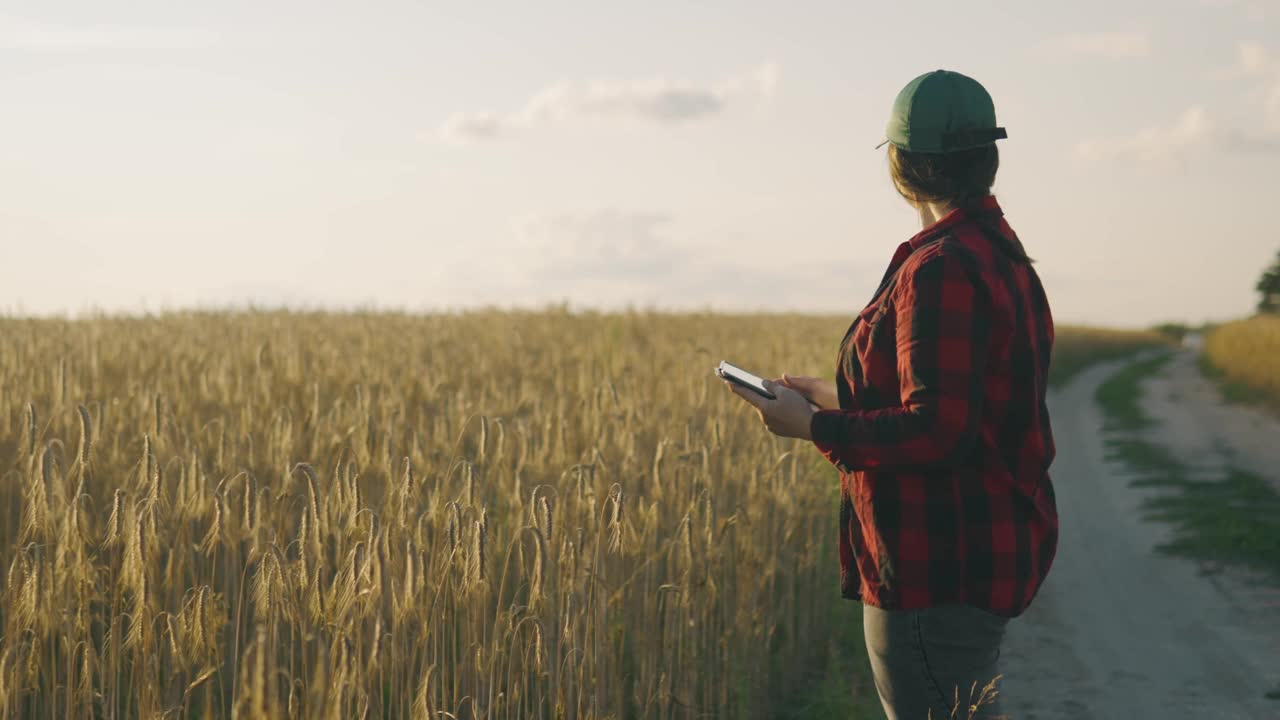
[777,374,839,411]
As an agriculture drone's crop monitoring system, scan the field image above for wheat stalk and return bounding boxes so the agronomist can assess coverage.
[0,310,1114,718]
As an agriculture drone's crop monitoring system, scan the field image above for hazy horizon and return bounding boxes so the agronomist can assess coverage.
[3,1,1278,328]
[0,300,1246,332]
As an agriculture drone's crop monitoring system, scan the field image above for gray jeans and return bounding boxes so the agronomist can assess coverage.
[863,603,1009,720]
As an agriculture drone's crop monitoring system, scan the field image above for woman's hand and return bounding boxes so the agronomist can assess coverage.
[723,378,816,440]
[778,374,839,411]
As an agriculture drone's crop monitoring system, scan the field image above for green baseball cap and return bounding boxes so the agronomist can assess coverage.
[877,70,1007,153]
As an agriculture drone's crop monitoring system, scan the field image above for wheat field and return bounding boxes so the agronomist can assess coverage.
[1204,314,1280,405]
[1042,325,1167,388]
[0,311,1161,719]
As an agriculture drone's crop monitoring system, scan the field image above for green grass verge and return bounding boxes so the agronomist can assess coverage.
[1096,352,1172,431]
[778,600,883,719]
[1146,468,1280,577]
[1100,351,1280,701]
[1048,328,1170,389]
[1097,352,1280,582]
[774,458,883,718]
[1197,353,1275,408]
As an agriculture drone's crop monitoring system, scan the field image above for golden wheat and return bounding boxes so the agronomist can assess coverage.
[1204,314,1280,404]
[0,310,1157,718]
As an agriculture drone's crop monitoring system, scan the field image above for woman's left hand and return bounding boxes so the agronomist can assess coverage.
[723,378,816,440]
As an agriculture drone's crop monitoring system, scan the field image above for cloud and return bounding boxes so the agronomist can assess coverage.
[1235,41,1280,133]
[486,208,873,310]
[1075,106,1213,165]
[504,211,684,296]
[1076,40,1280,165]
[438,112,506,143]
[436,63,778,145]
[512,210,679,274]
[1267,84,1280,133]
[1051,31,1152,59]
[1198,0,1269,21]
[1236,41,1276,75]
[0,14,213,51]
[1075,105,1280,166]
[521,81,725,124]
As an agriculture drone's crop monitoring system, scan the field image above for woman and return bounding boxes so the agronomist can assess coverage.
[725,69,1057,720]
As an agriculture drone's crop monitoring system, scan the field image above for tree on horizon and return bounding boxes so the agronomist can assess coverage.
[1259,248,1280,314]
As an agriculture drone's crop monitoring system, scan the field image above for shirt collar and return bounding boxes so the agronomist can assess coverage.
[907,194,1002,250]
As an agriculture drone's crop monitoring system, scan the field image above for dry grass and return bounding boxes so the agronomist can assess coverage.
[0,310,1158,718]
[1048,325,1169,387]
[1203,314,1280,407]
[0,310,854,719]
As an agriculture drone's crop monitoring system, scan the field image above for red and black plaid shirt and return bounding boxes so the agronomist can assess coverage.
[810,195,1057,618]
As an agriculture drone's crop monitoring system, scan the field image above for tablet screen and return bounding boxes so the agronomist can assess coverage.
[717,361,775,399]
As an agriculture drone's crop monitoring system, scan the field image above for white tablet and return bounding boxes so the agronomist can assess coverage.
[715,360,776,400]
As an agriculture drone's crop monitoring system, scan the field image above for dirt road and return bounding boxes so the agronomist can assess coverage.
[998,355,1280,719]
[1139,347,1280,495]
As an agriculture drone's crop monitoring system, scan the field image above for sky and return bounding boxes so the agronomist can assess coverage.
[2,0,1278,327]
